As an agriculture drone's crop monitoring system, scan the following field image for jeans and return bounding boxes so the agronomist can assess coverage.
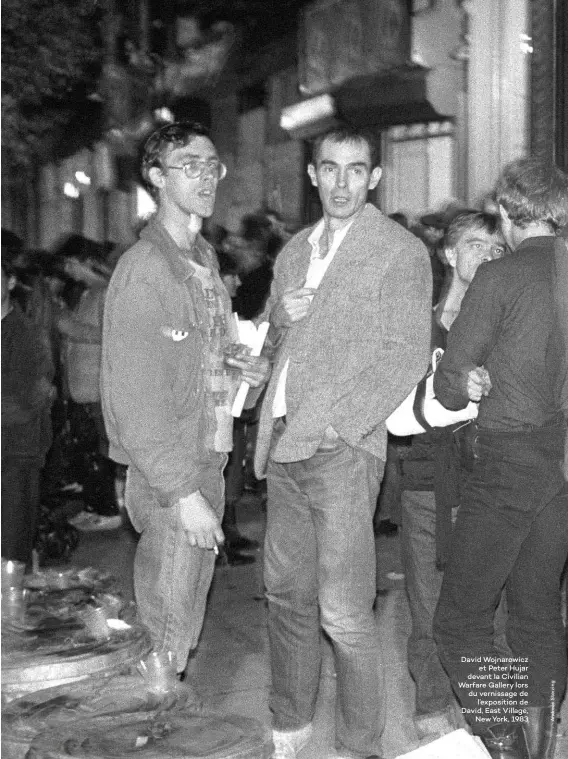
[265,422,385,757]
[1,456,41,566]
[125,454,226,673]
[433,423,568,727]
[402,490,510,718]
[401,490,456,716]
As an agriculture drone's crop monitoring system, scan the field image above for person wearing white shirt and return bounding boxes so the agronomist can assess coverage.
[255,127,432,759]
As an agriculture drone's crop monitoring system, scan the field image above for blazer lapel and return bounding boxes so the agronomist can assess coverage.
[309,205,386,310]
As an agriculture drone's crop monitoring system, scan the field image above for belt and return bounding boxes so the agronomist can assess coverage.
[474,414,565,435]
[274,415,287,426]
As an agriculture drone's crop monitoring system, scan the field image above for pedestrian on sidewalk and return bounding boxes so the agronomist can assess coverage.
[2,257,55,567]
[254,126,432,759]
[433,157,568,759]
[215,249,258,566]
[397,211,506,743]
[100,121,270,675]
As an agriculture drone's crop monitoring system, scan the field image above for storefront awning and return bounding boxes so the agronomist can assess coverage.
[280,64,454,139]
[334,65,447,130]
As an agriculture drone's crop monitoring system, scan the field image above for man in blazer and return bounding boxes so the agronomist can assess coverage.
[255,126,432,759]
[433,158,568,759]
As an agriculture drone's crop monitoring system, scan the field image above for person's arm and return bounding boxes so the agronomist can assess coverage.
[254,254,284,353]
[2,315,53,422]
[104,260,227,549]
[254,238,312,354]
[103,261,208,508]
[433,264,501,410]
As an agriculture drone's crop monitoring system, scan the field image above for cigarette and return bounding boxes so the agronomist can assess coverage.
[213,545,219,556]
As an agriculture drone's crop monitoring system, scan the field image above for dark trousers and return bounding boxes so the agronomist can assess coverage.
[433,423,568,727]
[1,456,41,565]
[224,418,247,509]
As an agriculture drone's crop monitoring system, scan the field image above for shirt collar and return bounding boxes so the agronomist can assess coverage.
[307,217,355,259]
[140,218,216,282]
[515,235,556,254]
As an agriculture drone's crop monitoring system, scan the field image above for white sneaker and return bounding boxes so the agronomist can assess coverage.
[415,708,456,744]
[69,511,122,532]
[272,724,313,759]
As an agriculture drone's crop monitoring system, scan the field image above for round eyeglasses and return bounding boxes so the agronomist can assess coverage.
[165,159,227,181]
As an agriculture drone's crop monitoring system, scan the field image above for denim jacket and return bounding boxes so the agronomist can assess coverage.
[100,219,234,507]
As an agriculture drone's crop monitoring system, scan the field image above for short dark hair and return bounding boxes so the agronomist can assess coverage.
[495,158,568,232]
[444,211,501,250]
[388,212,409,229]
[241,213,273,243]
[216,250,239,277]
[2,228,23,256]
[141,121,212,198]
[312,126,379,169]
[1,257,16,278]
[54,234,109,263]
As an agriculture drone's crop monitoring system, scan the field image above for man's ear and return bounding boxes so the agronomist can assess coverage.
[368,166,382,190]
[8,275,17,291]
[445,247,457,268]
[148,166,165,193]
[307,163,318,188]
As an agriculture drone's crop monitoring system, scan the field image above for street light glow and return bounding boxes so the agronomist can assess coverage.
[75,171,92,185]
[63,182,80,198]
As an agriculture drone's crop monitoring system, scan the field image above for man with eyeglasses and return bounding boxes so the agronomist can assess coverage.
[100,121,270,677]
[253,126,432,759]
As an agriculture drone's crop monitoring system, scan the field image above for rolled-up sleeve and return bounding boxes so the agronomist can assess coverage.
[434,265,501,410]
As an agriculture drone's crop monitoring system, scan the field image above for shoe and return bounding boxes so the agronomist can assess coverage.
[525,706,558,759]
[478,722,529,759]
[60,482,84,494]
[68,511,122,532]
[272,724,313,759]
[415,708,455,743]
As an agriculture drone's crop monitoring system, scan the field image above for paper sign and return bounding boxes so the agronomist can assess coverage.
[231,321,270,417]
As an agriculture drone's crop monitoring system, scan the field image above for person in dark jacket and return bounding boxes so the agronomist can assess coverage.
[397,212,505,744]
[433,158,568,759]
[232,212,285,320]
[2,259,54,566]
[215,249,258,566]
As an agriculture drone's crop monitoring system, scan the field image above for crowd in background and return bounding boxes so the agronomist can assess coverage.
[3,141,567,759]
[1,209,292,567]
[1,202,472,569]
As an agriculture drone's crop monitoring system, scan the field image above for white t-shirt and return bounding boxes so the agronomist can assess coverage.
[272,218,354,418]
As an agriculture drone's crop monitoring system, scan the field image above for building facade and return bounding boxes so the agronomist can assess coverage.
[2,0,565,248]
